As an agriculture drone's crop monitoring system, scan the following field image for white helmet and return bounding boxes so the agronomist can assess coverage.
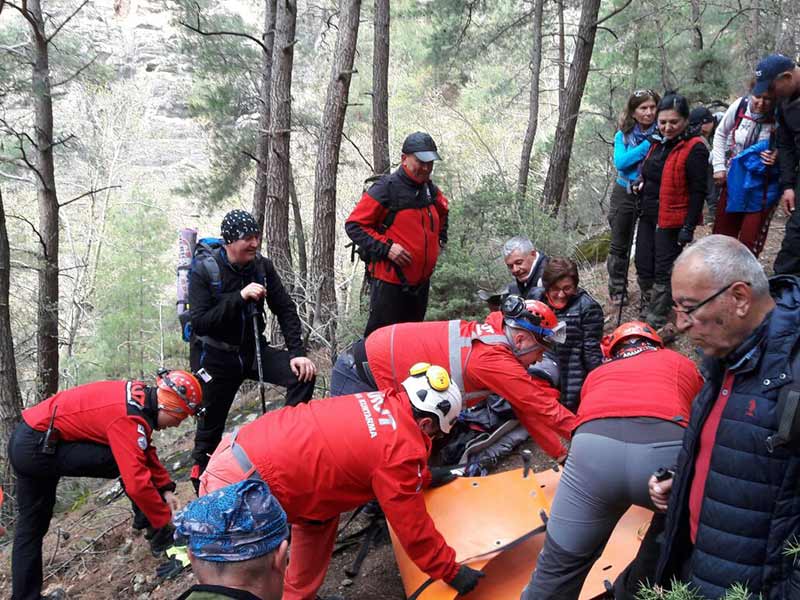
[401,363,463,434]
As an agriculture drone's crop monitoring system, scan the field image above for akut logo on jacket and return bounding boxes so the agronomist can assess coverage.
[357,391,397,438]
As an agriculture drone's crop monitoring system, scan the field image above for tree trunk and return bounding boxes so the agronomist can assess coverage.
[557,0,566,111]
[371,0,390,176]
[30,0,60,398]
[516,0,545,198]
[311,0,362,343]
[690,0,703,51]
[252,0,278,237]
[541,0,602,215]
[264,0,297,276]
[0,189,23,453]
[289,165,307,283]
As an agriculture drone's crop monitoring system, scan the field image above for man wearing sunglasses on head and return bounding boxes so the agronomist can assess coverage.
[331,295,576,460]
[651,234,800,599]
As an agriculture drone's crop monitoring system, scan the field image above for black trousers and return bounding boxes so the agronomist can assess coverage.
[190,340,316,470]
[9,423,120,600]
[608,184,639,258]
[774,206,800,276]
[363,279,430,337]
[635,214,657,288]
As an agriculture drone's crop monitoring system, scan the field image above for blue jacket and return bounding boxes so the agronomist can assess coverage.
[725,139,781,213]
[656,276,800,599]
[614,130,651,188]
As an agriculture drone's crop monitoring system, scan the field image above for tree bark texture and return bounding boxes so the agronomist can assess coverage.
[264,0,297,276]
[371,0,390,176]
[0,189,23,457]
[29,0,61,399]
[311,0,362,340]
[252,0,277,237]
[289,165,307,283]
[541,0,602,215]
[516,0,545,198]
[557,0,566,112]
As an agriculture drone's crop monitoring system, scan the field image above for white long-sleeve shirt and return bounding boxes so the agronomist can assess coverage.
[711,96,776,173]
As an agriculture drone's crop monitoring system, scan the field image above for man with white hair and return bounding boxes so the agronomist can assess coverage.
[503,236,549,298]
[650,234,800,599]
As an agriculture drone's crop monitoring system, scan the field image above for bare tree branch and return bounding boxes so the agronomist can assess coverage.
[180,4,269,54]
[8,213,46,252]
[0,170,33,184]
[341,131,373,172]
[52,54,97,88]
[595,0,634,27]
[59,185,121,208]
[45,0,89,43]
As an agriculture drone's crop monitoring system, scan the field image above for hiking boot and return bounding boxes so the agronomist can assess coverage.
[42,588,67,600]
[645,284,672,330]
[609,293,629,307]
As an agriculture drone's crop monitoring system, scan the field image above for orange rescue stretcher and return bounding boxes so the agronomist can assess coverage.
[388,467,652,600]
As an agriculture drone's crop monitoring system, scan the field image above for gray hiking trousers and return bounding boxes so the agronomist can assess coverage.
[521,417,685,600]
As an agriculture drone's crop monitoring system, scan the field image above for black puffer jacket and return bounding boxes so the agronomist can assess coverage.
[529,287,604,411]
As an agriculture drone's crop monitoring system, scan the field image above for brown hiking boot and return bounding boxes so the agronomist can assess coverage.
[658,322,679,345]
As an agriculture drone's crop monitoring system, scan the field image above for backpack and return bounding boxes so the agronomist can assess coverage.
[178,237,225,342]
[347,175,436,284]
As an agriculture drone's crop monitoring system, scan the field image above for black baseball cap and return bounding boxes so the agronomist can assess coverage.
[401,132,441,162]
[689,106,714,126]
[753,54,796,95]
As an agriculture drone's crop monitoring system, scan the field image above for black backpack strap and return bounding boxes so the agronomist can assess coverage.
[765,346,800,453]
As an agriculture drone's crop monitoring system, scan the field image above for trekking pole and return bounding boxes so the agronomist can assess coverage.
[249,302,268,415]
[616,193,641,328]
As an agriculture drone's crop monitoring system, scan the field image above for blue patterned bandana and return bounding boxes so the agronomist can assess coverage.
[174,480,288,562]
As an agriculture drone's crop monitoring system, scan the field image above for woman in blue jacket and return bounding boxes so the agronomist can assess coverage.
[606,89,660,306]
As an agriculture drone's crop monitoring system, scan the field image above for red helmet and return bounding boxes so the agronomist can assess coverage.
[603,321,663,357]
[156,369,202,419]
[501,295,565,347]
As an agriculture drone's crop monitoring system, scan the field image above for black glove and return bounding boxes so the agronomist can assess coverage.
[429,466,457,488]
[677,225,694,246]
[449,565,484,596]
[155,557,187,580]
[148,523,175,557]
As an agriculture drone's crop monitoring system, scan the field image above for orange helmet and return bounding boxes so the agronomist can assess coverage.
[603,321,663,357]
[501,295,565,348]
[156,369,202,419]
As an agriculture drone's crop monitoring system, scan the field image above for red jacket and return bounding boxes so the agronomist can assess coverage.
[23,381,175,528]
[576,348,703,428]
[234,389,459,583]
[365,312,576,457]
[657,136,707,228]
[345,166,448,286]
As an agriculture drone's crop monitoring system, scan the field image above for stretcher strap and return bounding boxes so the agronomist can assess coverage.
[406,523,547,600]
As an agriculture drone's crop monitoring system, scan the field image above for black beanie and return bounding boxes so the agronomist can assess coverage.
[221,210,259,244]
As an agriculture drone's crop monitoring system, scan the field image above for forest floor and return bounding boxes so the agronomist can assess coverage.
[0,211,789,600]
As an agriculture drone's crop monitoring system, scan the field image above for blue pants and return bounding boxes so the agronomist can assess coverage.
[330,352,377,397]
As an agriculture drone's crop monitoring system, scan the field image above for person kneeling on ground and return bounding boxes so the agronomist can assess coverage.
[9,370,202,600]
[331,295,576,460]
[199,364,484,600]
[521,322,702,600]
[175,480,289,600]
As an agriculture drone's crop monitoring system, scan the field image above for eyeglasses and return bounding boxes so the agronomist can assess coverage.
[672,281,750,322]
[633,89,656,98]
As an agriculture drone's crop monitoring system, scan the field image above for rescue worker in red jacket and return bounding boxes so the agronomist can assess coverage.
[346,131,449,336]
[199,364,485,600]
[8,370,202,600]
[331,295,576,458]
[522,322,703,600]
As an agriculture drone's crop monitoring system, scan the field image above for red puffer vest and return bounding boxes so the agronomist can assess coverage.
[656,136,706,228]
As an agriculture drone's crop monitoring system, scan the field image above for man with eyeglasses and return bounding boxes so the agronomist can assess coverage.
[651,234,800,599]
